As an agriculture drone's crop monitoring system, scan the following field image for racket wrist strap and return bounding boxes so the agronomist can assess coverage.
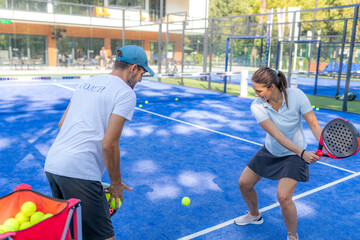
[300,149,306,160]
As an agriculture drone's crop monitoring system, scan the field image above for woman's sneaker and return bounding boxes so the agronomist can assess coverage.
[287,233,299,240]
[234,213,263,225]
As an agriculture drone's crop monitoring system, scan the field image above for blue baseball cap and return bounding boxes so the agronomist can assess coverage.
[116,45,154,76]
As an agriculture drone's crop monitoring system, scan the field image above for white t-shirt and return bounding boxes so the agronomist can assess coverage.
[251,88,313,157]
[44,74,136,181]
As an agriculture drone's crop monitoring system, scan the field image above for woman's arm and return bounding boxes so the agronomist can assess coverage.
[303,110,322,141]
[259,119,320,164]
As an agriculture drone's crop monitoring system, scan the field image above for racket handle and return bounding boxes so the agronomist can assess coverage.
[316,144,329,157]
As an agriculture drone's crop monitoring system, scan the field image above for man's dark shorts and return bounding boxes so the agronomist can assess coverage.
[46,172,114,240]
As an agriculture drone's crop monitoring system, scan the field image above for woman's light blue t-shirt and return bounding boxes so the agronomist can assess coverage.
[250,88,313,157]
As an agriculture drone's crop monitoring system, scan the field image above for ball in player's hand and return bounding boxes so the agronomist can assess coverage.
[105,193,122,209]
[182,197,190,206]
[21,201,37,217]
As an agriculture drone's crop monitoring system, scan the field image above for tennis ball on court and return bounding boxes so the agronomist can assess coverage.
[19,221,32,230]
[145,100,149,104]
[175,98,178,101]
[30,211,44,225]
[139,104,143,108]
[0,224,14,233]
[105,193,122,209]
[43,213,53,220]
[312,105,315,108]
[182,197,190,206]
[316,107,319,111]
[21,201,37,217]
[3,218,19,231]
[15,212,29,225]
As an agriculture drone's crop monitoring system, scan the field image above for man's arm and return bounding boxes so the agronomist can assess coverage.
[102,113,133,209]
[58,102,71,130]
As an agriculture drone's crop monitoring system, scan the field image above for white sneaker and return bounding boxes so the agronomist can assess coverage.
[234,212,263,225]
[287,233,299,240]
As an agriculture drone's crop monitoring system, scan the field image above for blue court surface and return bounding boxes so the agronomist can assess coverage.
[1,77,360,239]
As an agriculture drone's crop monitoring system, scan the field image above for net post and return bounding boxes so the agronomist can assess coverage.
[223,37,230,93]
[314,40,321,95]
[336,19,348,97]
[342,5,359,112]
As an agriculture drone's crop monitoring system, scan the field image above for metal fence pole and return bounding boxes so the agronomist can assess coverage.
[208,18,215,90]
[342,5,358,112]
[336,19,348,97]
[287,10,297,86]
[180,20,186,86]
[165,14,169,72]
[122,9,125,47]
[157,0,163,75]
[202,27,209,73]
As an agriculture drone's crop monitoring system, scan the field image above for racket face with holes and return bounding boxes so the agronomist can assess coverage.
[318,118,360,158]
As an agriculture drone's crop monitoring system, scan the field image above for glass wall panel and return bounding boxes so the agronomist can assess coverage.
[109,0,145,9]
[13,0,47,12]
[110,39,144,57]
[57,37,104,66]
[150,41,174,65]
[0,34,9,64]
[0,34,46,66]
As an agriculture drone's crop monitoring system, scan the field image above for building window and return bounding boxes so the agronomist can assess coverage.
[12,0,47,12]
[109,0,145,9]
[110,39,144,58]
[0,34,46,66]
[57,37,104,66]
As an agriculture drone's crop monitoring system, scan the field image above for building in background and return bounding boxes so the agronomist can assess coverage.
[0,0,208,69]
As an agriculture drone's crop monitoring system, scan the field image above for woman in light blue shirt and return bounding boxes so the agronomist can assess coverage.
[234,67,324,240]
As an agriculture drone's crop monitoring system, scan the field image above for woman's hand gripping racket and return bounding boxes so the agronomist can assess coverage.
[317,118,360,159]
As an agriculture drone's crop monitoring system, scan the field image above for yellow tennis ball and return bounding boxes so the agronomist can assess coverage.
[175,98,178,101]
[105,193,122,209]
[43,213,53,220]
[30,211,44,225]
[21,201,37,217]
[15,212,29,225]
[316,107,319,111]
[3,218,19,231]
[19,221,32,230]
[312,105,315,108]
[145,100,149,104]
[139,104,143,108]
[0,224,14,233]
[182,197,190,206]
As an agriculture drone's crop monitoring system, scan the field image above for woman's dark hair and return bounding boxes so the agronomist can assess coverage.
[251,67,289,108]
[114,50,144,71]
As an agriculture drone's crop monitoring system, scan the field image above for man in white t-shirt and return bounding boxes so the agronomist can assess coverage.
[45,45,154,240]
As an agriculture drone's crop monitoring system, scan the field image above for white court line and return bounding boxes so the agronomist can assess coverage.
[54,83,76,91]
[316,161,356,174]
[136,108,263,147]
[178,171,360,240]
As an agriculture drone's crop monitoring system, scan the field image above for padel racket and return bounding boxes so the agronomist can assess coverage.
[102,182,121,217]
[317,118,360,159]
